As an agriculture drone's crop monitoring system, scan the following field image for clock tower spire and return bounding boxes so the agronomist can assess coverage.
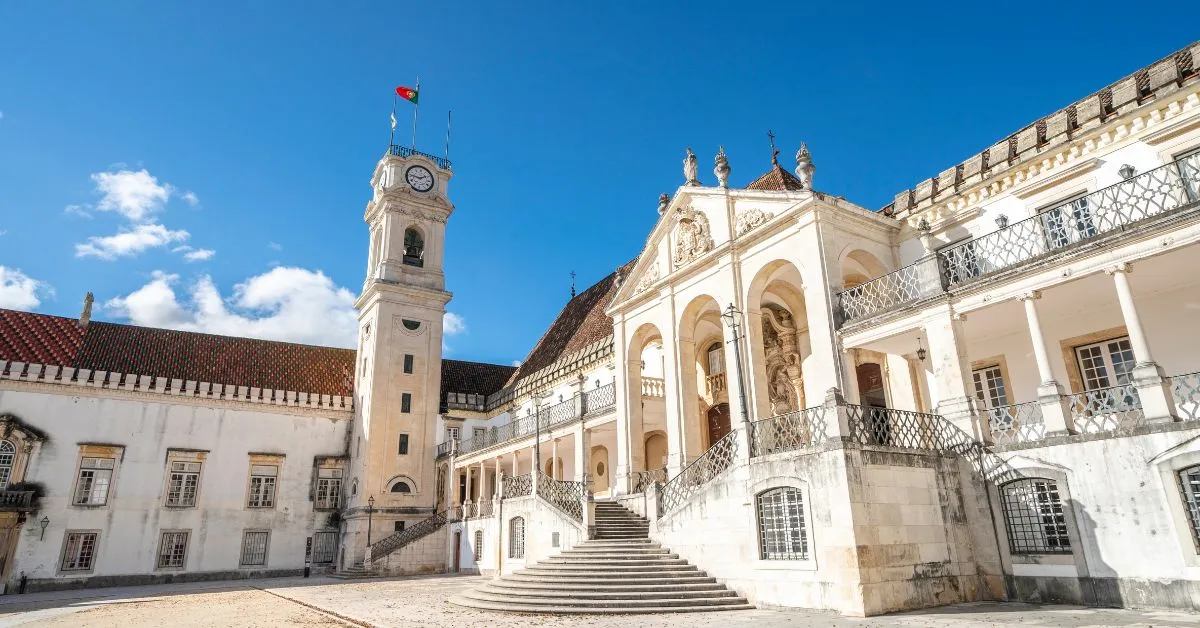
[345,145,454,564]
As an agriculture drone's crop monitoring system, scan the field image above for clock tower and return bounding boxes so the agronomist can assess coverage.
[345,146,454,565]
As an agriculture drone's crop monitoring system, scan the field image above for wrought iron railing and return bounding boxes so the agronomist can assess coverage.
[630,468,667,494]
[986,402,1045,446]
[368,508,456,563]
[641,377,665,398]
[388,144,452,170]
[837,255,944,323]
[1170,371,1200,422]
[749,406,830,457]
[583,383,616,414]
[1067,384,1143,434]
[845,404,941,451]
[435,441,454,459]
[454,384,617,457]
[503,472,533,498]
[657,431,739,517]
[537,472,585,522]
[475,498,494,518]
[837,154,1200,326]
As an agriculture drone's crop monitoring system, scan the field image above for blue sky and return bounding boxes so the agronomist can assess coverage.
[0,3,1194,365]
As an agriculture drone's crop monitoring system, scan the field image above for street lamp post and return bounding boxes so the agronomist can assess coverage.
[366,496,375,548]
[721,303,751,424]
[533,390,551,476]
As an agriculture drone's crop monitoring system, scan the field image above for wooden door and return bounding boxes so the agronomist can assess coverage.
[453,531,461,572]
[707,403,731,446]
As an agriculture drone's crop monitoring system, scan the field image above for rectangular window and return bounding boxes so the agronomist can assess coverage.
[60,532,98,571]
[74,457,115,506]
[157,530,190,569]
[315,468,342,510]
[971,366,1009,410]
[311,531,338,563]
[165,461,201,507]
[474,529,484,561]
[1178,465,1200,552]
[247,465,278,508]
[447,426,460,442]
[472,427,485,441]
[1000,479,1071,554]
[394,520,406,533]
[941,239,981,283]
[240,531,269,567]
[1039,193,1095,250]
[1075,336,1136,391]
[1178,147,1200,202]
[403,354,414,374]
[401,393,412,413]
[398,434,409,455]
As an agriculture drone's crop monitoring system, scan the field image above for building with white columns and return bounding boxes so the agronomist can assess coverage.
[0,40,1199,616]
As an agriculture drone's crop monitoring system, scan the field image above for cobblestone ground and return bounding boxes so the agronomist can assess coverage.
[0,575,1198,628]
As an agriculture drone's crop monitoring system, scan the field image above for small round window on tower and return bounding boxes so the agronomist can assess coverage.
[390,481,412,493]
[402,319,421,331]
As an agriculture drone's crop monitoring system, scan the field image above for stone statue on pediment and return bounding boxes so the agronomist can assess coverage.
[683,147,700,186]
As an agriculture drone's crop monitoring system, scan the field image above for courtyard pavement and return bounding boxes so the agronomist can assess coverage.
[0,574,1197,627]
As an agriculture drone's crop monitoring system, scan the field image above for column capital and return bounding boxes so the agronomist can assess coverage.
[1016,290,1042,302]
[1104,262,1133,275]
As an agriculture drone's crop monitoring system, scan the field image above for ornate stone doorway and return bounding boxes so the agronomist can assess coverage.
[706,403,731,446]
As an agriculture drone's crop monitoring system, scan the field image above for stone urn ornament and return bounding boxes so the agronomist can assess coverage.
[714,146,730,188]
[683,147,700,186]
[657,193,670,215]
[795,142,815,190]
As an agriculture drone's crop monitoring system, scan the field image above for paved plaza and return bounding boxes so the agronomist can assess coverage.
[0,575,1197,627]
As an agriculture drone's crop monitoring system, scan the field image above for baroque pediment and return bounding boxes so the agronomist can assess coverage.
[672,206,714,268]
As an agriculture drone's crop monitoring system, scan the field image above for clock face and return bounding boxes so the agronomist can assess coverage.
[405,165,435,192]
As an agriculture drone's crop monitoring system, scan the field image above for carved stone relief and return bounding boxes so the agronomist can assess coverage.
[672,206,714,267]
[635,262,660,293]
[735,208,774,237]
[761,303,804,414]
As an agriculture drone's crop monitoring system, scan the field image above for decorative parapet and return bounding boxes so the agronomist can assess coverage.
[888,43,1199,219]
[0,361,354,412]
[485,335,614,410]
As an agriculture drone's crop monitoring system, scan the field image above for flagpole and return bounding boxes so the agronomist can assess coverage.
[445,110,452,161]
[389,92,397,147]
[411,76,420,151]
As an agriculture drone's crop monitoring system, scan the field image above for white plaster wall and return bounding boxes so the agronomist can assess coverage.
[0,388,349,588]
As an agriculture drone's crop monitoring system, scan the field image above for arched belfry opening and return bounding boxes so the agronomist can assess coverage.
[403,227,425,267]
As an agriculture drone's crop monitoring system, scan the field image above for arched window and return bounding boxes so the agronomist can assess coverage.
[1177,465,1200,551]
[403,227,425,267]
[473,529,484,561]
[756,487,808,560]
[0,441,15,489]
[508,516,526,559]
[706,342,725,375]
[1000,478,1072,554]
[390,480,412,494]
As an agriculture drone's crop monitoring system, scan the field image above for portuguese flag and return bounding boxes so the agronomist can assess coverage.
[396,85,419,105]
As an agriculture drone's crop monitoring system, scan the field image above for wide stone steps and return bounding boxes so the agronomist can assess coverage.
[452,501,750,614]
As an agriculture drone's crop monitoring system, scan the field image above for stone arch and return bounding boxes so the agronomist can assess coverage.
[744,260,810,419]
[402,225,426,267]
[626,322,665,480]
[386,474,417,495]
[840,248,889,289]
[677,295,727,457]
[643,431,668,472]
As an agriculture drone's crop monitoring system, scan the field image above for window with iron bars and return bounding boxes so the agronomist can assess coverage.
[74,457,115,506]
[240,531,269,567]
[473,529,484,562]
[311,531,338,563]
[246,465,278,508]
[157,530,190,569]
[508,517,525,559]
[315,468,342,510]
[165,461,201,507]
[60,531,98,571]
[756,487,809,560]
[1178,465,1200,553]
[1000,478,1072,554]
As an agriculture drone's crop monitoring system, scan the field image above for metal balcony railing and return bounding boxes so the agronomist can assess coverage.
[503,472,533,498]
[388,144,452,170]
[749,406,830,457]
[986,401,1045,446]
[451,384,617,458]
[630,468,667,494]
[836,154,1200,326]
[536,472,585,522]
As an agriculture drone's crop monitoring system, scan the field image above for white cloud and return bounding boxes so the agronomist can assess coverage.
[443,312,466,335]
[64,204,94,219]
[267,241,283,251]
[75,223,190,260]
[105,267,358,348]
[181,191,199,206]
[0,266,51,310]
[511,360,523,367]
[182,248,215,262]
[91,169,175,222]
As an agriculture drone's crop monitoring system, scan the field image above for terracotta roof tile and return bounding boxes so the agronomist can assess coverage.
[746,164,806,191]
[0,308,355,397]
[505,258,637,387]
[440,359,516,398]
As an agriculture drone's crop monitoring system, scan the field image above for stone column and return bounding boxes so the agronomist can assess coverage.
[550,438,559,480]
[477,460,486,501]
[1018,292,1074,434]
[923,307,987,443]
[510,451,517,476]
[613,315,634,495]
[1107,264,1177,421]
[662,317,686,477]
[573,423,591,484]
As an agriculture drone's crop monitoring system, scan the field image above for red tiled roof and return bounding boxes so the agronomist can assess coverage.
[441,359,516,398]
[505,258,637,387]
[746,164,806,191]
[0,308,356,397]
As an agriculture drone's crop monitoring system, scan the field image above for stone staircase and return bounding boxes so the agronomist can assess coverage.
[453,501,751,614]
[328,562,378,580]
